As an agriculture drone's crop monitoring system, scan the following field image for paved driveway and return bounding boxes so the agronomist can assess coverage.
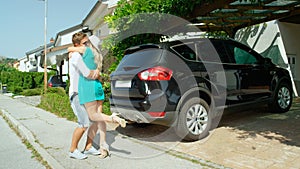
[117,98,300,169]
[15,95,300,168]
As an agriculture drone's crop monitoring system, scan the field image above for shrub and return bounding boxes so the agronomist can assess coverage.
[38,91,76,121]
[38,86,111,122]
[45,87,66,96]
[21,88,42,96]
[12,86,23,94]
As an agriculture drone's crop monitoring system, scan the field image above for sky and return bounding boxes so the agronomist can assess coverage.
[0,0,98,59]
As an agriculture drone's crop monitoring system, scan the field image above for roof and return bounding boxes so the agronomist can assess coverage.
[186,0,300,35]
[25,42,54,56]
[53,24,82,45]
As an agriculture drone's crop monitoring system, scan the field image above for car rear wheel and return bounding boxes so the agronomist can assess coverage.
[269,82,293,113]
[175,97,212,141]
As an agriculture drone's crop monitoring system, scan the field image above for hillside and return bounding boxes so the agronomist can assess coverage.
[0,56,17,66]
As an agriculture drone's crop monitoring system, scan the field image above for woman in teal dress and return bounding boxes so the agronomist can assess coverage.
[78,46,104,104]
[68,34,126,158]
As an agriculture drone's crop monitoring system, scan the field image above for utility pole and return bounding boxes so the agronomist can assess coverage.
[42,0,48,92]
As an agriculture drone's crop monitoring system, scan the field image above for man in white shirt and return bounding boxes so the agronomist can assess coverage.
[68,32,100,159]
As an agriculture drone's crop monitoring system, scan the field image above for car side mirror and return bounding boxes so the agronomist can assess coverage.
[264,58,272,66]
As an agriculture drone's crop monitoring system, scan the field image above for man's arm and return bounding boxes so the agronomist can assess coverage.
[71,52,99,79]
[68,46,85,54]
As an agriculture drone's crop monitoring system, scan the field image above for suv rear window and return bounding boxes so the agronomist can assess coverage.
[171,43,196,61]
[117,49,163,71]
[51,76,62,83]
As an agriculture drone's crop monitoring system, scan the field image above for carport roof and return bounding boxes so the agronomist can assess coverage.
[186,0,300,35]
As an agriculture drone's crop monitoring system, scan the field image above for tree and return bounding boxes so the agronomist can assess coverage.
[104,0,204,70]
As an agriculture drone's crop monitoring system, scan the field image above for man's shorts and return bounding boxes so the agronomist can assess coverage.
[70,93,90,128]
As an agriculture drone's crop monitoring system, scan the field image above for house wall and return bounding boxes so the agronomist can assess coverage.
[36,55,43,72]
[82,0,120,74]
[18,56,27,72]
[27,53,37,72]
[59,30,79,76]
[59,31,78,45]
[53,29,80,76]
[278,22,300,91]
[235,20,298,96]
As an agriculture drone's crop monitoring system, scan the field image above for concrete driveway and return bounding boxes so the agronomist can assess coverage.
[117,98,300,169]
[14,95,300,168]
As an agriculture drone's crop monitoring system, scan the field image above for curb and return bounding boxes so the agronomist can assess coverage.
[1,109,65,169]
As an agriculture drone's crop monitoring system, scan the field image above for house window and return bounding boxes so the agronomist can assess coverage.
[288,55,296,79]
[96,29,101,37]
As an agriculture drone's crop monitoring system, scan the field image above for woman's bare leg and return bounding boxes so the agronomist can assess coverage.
[84,101,126,128]
[84,101,111,122]
[96,101,107,147]
[84,100,109,158]
[85,122,98,150]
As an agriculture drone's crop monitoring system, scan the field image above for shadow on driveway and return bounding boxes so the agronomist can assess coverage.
[117,97,300,147]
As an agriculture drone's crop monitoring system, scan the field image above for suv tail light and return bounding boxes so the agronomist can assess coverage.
[138,66,173,81]
[48,82,53,87]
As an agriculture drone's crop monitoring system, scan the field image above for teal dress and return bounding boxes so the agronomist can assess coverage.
[78,47,105,105]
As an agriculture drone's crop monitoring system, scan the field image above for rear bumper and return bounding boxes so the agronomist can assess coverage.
[110,106,177,126]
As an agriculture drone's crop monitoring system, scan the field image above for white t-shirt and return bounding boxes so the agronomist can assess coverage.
[69,52,90,97]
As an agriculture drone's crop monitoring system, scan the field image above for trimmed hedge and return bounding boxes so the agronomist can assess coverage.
[38,86,111,122]
[38,87,76,121]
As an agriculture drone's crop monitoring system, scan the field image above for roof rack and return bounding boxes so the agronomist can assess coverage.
[124,44,161,55]
[160,32,230,42]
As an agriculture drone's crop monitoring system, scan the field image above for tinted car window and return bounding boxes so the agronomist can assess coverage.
[225,42,258,64]
[51,76,62,83]
[197,40,231,63]
[117,49,163,71]
[171,43,196,61]
[233,47,257,64]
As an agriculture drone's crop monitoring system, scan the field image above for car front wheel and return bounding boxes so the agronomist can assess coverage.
[269,82,293,113]
[175,97,212,141]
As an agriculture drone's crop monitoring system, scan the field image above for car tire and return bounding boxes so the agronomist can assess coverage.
[175,97,212,141]
[269,81,293,113]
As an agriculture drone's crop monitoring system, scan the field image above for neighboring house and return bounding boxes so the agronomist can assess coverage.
[18,56,27,72]
[21,42,53,72]
[82,0,120,73]
[13,61,19,69]
[83,0,119,41]
[235,20,300,96]
[47,24,85,77]
[44,0,120,76]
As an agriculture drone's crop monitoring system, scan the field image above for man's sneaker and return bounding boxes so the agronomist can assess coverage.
[69,149,88,160]
[84,146,101,156]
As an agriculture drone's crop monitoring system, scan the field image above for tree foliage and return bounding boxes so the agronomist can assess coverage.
[0,63,51,94]
[104,0,207,70]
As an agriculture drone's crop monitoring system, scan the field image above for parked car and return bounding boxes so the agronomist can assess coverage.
[109,37,293,141]
[48,75,67,89]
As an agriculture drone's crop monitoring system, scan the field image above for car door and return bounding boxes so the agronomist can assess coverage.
[224,40,272,102]
[196,39,240,106]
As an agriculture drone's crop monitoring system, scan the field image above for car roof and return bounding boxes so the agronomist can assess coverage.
[123,37,238,54]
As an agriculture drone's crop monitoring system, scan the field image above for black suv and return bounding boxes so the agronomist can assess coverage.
[110,38,293,141]
[48,75,67,89]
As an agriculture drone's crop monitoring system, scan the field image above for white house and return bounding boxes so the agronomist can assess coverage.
[48,24,85,77]
[18,56,27,72]
[81,0,120,73]
[21,42,53,72]
[45,0,120,76]
[83,0,120,41]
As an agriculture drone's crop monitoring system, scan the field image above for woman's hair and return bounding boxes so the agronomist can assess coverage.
[89,42,103,72]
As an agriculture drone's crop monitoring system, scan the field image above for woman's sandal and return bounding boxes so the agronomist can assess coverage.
[110,113,127,128]
[99,143,110,159]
